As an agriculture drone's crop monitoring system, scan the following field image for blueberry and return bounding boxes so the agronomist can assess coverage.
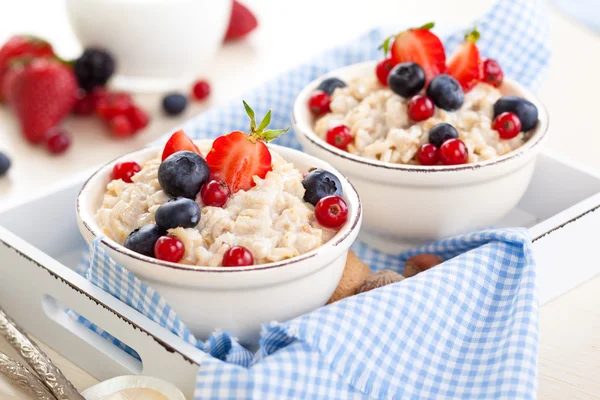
[155,197,200,231]
[387,62,425,98]
[302,169,342,206]
[0,152,11,177]
[124,224,163,257]
[317,77,347,95]
[426,74,464,111]
[428,123,459,148]
[158,151,209,198]
[493,96,538,132]
[162,93,188,116]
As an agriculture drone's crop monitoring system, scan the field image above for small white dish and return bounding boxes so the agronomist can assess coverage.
[292,61,549,253]
[82,375,185,400]
[76,140,362,345]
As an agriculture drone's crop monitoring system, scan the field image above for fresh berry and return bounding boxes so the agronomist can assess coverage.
[222,246,254,267]
[44,128,71,154]
[0,35,55,99]
[127,106,150,131]
[389,22,446,84]
[302,169,343,206]
[326,125,352,150]
[154,236,185,263]
[162,93,187,116]
[192,80,211,100]
[426,74,464,111]
[200,180,231,207]
[1,65,20,104]
[73,47,115,91]
[482,59,503,88]
[387,62,425,98]
[159,151,210,198]
[225,0,258,41]
[0,152,11,176]
[95,92,133,121]
[375,58,394,86]
[317,77,346,95]
[10,58,77,143]
[493,112,521,139]
[447,28,482,92]
[439,138,468,165]
[417,143,439,165]
[112,161,141,183]
[161,130,202,161]
[493,96,538,132]
[307,91,331,115]
[124,224,163,258]
[206,101,289,192]
[315,195,348,229]
[109,115,135,138]
[155,197,201,231]
[407,95,434,121]
[73,92,96,115]
[428,123,459,148]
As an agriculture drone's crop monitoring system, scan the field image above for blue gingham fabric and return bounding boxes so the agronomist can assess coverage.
[74,0,549,398]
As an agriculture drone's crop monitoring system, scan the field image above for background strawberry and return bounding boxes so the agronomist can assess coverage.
[225,0,258,41]
[447,28,483,92]
[10,58,78,143]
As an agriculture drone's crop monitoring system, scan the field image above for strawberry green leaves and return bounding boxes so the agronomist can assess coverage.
[242,100,289,142]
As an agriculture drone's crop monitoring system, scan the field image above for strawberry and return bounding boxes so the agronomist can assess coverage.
[389,22,446,84]
[162,129,202,161]
[206,101,289,192]
[447,28,483,92]
[225,0,258,41]
[10,58,77,143]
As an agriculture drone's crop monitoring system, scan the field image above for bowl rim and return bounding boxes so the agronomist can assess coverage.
[292,60,550,173]
[76,141,362,273]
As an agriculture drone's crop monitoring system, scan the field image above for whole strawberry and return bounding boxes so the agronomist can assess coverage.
[11,58,77,143]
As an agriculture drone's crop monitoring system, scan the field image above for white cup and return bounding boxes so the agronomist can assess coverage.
[66,0,232,92]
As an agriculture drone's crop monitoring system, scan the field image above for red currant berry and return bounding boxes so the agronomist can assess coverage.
[73,93,96,116]
[44,128,71,155]
[192,80,211,100]
[482,59,504,88]
[112,161,141,183]
[408,95,435,122]
[127,106,150,131]
[493,112,521,139]
[417,143,439,165]
[110,115,135,138]
[439,139,468,165]
[96,92,133,121]
[326,125,352,150]
[308,90,331,115]
[154,236,185,263]
[200,180,231,207]
[222,246,254,267]
[315,195,348,229]
[375,58,394,86]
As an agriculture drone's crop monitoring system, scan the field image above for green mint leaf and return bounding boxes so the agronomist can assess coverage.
[262,127,290,142]
[257,109,272,132]
[242,100,256,131]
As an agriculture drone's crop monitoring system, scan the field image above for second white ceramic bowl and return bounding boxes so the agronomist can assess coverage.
[76,141,362,345]
[293,61,548,253]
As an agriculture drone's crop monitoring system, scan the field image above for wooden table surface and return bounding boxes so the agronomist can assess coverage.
[1,0,599,398]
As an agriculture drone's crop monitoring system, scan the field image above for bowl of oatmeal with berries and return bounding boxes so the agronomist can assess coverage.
[293,23,548,252]
[77,103,362,344]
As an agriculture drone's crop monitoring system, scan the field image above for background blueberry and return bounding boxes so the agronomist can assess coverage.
[302,169,342,206]
[155,197,200,231]
[317,77,347,95]
[428,123,459,148]
[387,62,425,98]
[162,93,188,116]
[426,74,464,111]
[493,96,539,132]
[0,152,11,177]
[158,151,210,198]
[124,224,163,257]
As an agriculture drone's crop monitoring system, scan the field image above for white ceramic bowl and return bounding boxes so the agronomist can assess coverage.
[66,0,232,92]
[76,141,362,345]
[293,61,549,253]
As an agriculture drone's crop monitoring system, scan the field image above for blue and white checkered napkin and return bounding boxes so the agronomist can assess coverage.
[76,0,550,398]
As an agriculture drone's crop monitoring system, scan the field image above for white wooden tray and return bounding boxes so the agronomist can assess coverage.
[0,150,599,398]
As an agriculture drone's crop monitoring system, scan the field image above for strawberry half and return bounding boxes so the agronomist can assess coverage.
[389,22,446,84]
[162,129,202,161]
[225,0,258,41]
[447,28,483,92]
[206,101,289,193]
